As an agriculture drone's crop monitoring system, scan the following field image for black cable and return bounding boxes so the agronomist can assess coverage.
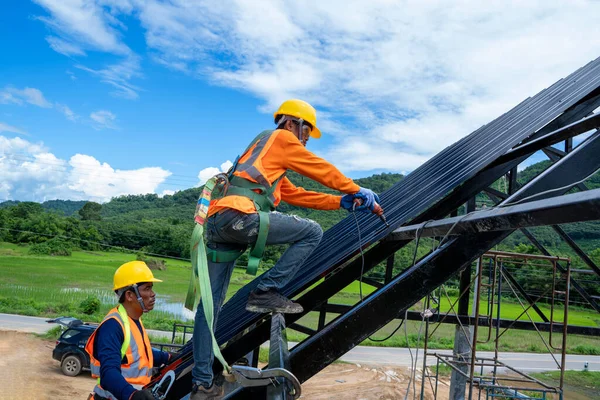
[351,202,366,302]
[368,319,405,342]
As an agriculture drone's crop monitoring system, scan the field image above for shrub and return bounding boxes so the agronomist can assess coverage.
[573,345,600,355]
[136,253,167,270]
[28,238,72,256]
[79,296,101,315]
[146,258,167,271]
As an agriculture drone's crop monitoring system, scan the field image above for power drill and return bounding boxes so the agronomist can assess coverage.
[353,198,389,228]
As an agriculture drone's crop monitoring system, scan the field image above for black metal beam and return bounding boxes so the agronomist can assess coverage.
[565,137,573,153]
[520,228,600,313]
[224,128,600,387]
[266,313,290,400]
[388,188,600,241]
[289,233,507,383]
[491,112,600,167]
[283,130,600,384]
[220,239,411,370]
[458,198,476,319]
[500,264,549,322]
[385,255,394,284]
[542,146,566,160]
[508,166,519,195]
[483,186,508,201]
[412,93,600,227]
[288,323,316,336]
[552,225,600,277]
[359,276,384,289]
[320,305,599,336]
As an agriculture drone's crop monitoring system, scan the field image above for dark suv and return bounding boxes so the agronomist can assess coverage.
[48,317,97,376]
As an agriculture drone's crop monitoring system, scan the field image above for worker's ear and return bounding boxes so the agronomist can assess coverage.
[283,119,294,131]
[125,289,135,302]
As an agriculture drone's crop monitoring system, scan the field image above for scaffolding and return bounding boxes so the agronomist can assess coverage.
[420,251,572,400]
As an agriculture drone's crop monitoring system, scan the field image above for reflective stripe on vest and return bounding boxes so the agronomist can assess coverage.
[85,305,153,397]
[234,130,281,206]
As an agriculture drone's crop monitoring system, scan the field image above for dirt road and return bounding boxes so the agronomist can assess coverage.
[0,330,94,400]
[0,331,447,400]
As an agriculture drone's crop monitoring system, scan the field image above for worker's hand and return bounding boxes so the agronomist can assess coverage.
[131,389,156,400]
[340,194,359,211]
[357,187,380,210]
[167,351,179,363]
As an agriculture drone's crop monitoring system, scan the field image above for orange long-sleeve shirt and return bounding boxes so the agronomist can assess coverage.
[208,129,360,216]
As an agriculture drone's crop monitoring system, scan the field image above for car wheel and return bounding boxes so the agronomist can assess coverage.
[61,354,82,376]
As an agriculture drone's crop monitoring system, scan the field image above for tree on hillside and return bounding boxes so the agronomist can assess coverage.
[79,202,103,221]
[10,202,44,219]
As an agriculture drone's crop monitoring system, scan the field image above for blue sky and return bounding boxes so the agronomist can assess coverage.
[1,1,599,202]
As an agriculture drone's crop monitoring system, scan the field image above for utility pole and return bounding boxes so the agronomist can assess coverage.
[449,197,476,400]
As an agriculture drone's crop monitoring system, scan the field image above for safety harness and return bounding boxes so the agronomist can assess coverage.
[205,129,286,275]
[184,130,285,374]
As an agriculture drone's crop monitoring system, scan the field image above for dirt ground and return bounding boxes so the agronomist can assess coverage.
[0,331,448,400]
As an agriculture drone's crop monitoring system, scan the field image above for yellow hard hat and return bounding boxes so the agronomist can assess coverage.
[113,261,162,291]
[274,99,322,139]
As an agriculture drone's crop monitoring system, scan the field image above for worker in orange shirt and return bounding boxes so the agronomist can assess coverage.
[191,99,379,399]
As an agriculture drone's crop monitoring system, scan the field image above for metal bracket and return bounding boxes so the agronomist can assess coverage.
[231,365,302,399]
[151,370,175,400]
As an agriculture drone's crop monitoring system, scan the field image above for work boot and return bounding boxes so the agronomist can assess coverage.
[245,288,304,314]
[190,382,223,400]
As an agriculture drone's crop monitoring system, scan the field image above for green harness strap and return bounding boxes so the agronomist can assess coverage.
[186,223,231,373]
[222,174,282,275]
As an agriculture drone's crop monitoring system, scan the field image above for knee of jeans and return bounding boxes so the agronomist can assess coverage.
[309,221,323,242]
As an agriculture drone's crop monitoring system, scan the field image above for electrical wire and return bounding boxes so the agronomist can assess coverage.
[351,202,366,302]
[501,169,600,207]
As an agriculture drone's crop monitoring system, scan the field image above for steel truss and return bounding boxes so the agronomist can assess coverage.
[153,58,600,400]
[228,131,600,398]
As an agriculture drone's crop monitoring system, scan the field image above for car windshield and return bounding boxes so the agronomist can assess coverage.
[61,329,81,339]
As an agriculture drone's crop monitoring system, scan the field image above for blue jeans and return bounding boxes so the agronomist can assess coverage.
[192,209,323,386]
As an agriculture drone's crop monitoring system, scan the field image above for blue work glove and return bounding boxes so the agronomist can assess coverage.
[340,194,356,211]
[357,187,380,210]
[340,193,371,213]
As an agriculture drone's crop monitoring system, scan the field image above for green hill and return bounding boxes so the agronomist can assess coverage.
[0,199,87,216]
[1,161,599,261]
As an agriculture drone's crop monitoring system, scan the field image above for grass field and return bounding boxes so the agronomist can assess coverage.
[1,242,599,353]
[532,371,600,399]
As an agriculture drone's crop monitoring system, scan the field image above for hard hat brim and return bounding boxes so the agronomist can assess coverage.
[310,126,321,139]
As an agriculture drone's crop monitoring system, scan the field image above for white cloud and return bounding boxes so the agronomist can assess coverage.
[33,0,130,55]
[0,122,28,136]
[160,189,176,197]
[0,87,77,122]
[76,56,142,99]
[31,0,600,173]
[45,36,86,56]
[34,0,141,98]
[90,110,117,129]
[132,0,600,173]
[56,103,78,121]
[0,87,52,108]
[0,135,172,202]
[197,160,233,185]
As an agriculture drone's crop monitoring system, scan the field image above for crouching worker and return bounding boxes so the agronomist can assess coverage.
[85,261,171,400]
[191,99,380,399]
